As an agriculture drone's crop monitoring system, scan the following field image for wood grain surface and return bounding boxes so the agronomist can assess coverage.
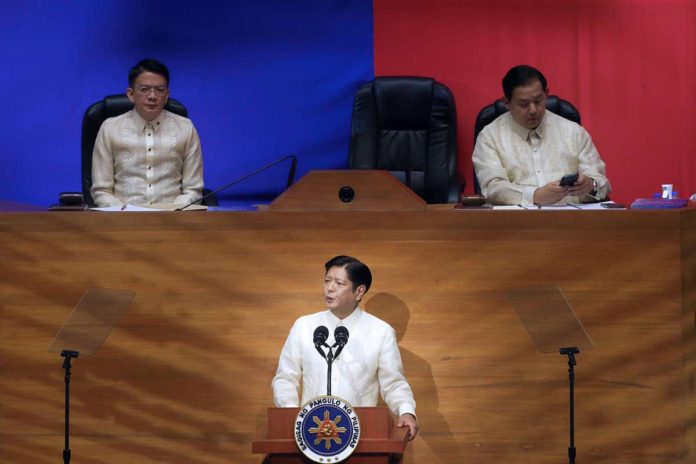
[0,208,694,464]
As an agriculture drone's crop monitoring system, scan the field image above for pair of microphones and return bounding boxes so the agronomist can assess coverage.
[313,325,349,361]
[313,325,349,396]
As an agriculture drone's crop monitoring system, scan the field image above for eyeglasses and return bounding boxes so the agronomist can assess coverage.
[133,86,168,96]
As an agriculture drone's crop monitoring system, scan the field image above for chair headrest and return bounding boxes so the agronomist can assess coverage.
[95,94,189,120]
[476,95,581,138]
[102,94,135,119]
[373,77,434,129]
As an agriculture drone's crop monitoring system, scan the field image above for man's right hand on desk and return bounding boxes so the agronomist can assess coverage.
[533,181,570,205]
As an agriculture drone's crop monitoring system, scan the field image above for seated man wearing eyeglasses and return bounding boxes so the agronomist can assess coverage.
[91,58,203,207]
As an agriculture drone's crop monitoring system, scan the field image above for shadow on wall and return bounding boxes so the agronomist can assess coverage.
[365,292,465,463]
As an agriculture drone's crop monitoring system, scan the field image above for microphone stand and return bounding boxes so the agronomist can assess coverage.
[326,346,334,396]
[61,350,80,464]
[560,347,579,464]
[318,342,346,396]
[176,154,297,210]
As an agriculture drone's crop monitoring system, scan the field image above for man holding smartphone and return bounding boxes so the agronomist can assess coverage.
[473,65,610,206]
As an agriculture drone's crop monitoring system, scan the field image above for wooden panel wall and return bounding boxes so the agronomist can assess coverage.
[0,209,694,464]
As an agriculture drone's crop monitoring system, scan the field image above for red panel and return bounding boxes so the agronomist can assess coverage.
[374,0,696,203]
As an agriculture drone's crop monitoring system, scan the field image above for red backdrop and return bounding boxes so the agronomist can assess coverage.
[374,0,696,203]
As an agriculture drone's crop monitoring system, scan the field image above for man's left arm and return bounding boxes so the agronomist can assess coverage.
[377,328,419,440]
[174,123,204,204]
[571,129,611,201]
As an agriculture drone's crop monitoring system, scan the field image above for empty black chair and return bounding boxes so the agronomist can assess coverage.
[472,96,581,194]
[81,94,216,206]
[349,77,460,203]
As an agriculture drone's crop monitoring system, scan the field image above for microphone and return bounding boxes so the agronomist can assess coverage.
[313,326,329,360]
[314,326,329,347]
[176,154,297,211]
[334,326,349,346]
[333,326,349,360]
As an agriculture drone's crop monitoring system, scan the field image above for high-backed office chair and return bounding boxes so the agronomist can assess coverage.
[81,94,216,206]
[349,77,460,204]
[472,96,581,194]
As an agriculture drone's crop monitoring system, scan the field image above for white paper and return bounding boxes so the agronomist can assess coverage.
[492,202,624,211]
[90,204,165,212]
[90,203,207,212]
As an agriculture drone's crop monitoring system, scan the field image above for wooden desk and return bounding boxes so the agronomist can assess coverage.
[0,208,694,464]
[0,199,45,212]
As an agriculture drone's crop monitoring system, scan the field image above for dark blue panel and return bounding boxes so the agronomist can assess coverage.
[0,0,374,207]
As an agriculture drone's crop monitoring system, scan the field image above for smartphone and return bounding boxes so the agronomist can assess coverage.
[559,173,579,187]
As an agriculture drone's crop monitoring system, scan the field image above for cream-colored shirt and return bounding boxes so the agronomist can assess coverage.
[272,307,417,418]
[473,111,610,205]
[91,109,203,207]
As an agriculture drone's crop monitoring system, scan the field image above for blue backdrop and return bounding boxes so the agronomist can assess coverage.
[0,1,374,207]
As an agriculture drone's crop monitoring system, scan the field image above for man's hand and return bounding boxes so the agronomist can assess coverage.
[567,174,595,197]
[533,181,570,205]
[398,413,419,441]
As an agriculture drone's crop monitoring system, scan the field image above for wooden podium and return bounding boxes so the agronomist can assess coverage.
[268,170,426,211]
[252,407,409,463]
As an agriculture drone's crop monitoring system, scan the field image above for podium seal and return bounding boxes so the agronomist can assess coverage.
[294,395,361,463]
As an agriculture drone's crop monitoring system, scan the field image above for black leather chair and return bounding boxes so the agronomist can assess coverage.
[349,77,460,203]
[81,94,216,206]
[472,96,581,194]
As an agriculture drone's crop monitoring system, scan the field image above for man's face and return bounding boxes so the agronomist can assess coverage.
[506,79,547,130]
[324,266,365,315]
[127,71,169,121]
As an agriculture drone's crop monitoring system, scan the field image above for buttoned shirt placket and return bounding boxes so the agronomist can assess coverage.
[529,128,546,188]
[325,310,362,395]
[144,121,156,205]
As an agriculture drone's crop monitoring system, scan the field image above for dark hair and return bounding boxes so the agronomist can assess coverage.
[502,65,548,100]
[128,58,170,88]
[324,255,372,293]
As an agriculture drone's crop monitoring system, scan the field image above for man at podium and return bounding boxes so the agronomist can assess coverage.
[272,255,419,440]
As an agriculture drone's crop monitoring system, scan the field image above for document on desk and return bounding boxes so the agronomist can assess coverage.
[149,203,207,211]
[492,203,622,211]
[492,205,527,210]
[531,203,624,210]
[90,204,207,212]
[529,205,582,211]
[91,205,160,212]
[491,205,578,210]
